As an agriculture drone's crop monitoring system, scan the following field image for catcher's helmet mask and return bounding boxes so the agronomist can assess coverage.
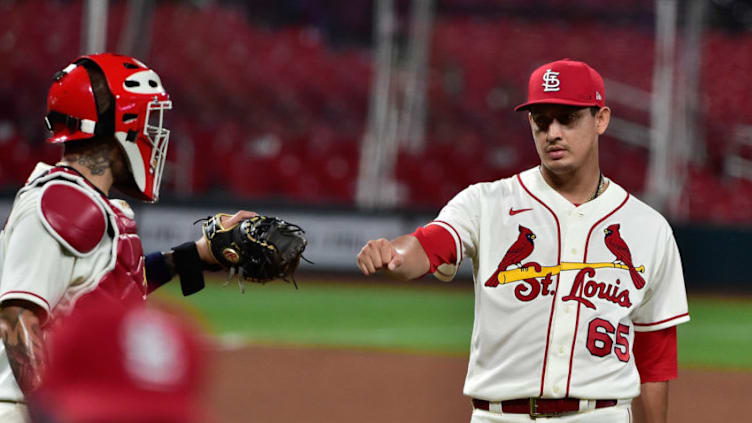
[45,53,172,202]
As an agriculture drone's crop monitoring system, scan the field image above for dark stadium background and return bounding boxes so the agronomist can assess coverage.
[0,2,750,421]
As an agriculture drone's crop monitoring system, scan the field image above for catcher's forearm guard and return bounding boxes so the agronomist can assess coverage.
[201,214,308,286]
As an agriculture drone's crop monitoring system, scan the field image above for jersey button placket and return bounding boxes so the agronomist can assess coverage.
[542,216,580,397]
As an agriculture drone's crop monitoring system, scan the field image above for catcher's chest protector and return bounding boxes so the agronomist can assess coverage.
[88,199,146,304]
[29,166,147,310]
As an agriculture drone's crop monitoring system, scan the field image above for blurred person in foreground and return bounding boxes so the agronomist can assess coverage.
[0,53,255,421]
[29,302,208,423]
[357,59,689,423]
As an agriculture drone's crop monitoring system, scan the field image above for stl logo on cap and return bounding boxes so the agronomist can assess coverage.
[541,69,561,92]
[514,59,606,111]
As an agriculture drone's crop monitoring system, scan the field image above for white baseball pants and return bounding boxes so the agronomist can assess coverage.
[471,404,633,423]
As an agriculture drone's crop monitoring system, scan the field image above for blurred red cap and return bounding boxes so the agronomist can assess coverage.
[515,59,605,111]
[33,303,208,423]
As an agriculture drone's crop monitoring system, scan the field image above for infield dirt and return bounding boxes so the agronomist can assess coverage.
[207,344,749,422]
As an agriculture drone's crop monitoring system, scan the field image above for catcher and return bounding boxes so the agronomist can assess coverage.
[0,53,306,422]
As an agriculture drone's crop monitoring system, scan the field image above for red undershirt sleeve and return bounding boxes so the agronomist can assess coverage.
[412,225,457,274]
[633,326,678,383]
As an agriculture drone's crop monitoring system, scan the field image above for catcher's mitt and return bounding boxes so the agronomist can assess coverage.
[201,214,308,291]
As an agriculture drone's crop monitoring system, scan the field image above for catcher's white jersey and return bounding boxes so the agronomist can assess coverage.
[427,167,689,401]
[0,163,146,402]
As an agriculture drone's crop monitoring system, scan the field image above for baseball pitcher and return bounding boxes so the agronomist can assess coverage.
[0,53,306,422]
[357,59,689,423]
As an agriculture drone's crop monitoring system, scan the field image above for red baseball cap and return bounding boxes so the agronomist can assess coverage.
[515,59,605,111]
[32,303,208,423]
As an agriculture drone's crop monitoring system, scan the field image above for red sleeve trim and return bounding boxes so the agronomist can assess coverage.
[633,326,677,382]
[0,291,52,325]
[633,313,689,327]
[0,290,51,310]
[432,220,463,263]
[412,224,457,273]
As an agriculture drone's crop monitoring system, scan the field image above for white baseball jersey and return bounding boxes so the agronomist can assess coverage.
[424,166,689,401]
[0,163,147,402]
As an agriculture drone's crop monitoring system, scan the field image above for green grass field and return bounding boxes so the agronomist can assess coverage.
[675,297,752,370]
[153,277,752,370]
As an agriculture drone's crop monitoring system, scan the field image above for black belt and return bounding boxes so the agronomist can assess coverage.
[472,398,618,418]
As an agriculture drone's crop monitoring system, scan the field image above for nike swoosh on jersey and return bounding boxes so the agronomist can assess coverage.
[509,207,532,216]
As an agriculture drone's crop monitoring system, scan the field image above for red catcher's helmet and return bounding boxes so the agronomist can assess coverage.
[45,53,172,202]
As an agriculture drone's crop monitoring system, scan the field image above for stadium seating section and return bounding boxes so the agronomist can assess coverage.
[0,1,750,223]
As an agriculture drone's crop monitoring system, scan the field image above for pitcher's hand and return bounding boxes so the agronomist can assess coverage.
[356,238,404,275]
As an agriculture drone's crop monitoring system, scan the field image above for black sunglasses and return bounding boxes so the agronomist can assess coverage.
[530,107,596,131]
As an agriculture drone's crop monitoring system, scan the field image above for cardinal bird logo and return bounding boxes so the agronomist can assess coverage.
[604,224,645,289]
[485,225,536,287]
